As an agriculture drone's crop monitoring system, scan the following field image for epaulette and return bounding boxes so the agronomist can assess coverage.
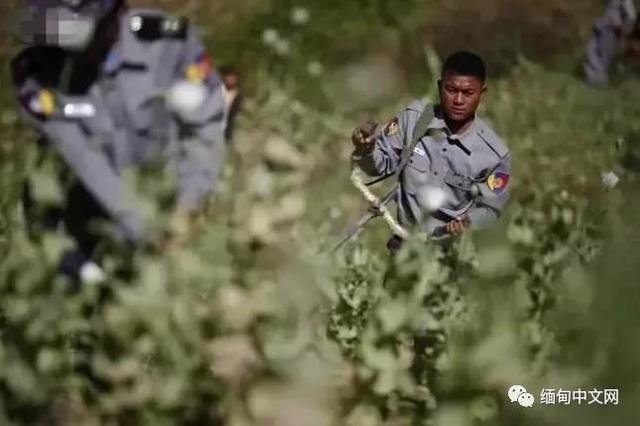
[129,13,189,41]
[477,122,509,159]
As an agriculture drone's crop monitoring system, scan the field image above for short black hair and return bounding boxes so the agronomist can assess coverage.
[441,51,486,82]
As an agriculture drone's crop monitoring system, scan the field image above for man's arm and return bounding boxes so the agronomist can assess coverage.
[13,78,144,242]
[172,26,226,210]
[466,153,512,228]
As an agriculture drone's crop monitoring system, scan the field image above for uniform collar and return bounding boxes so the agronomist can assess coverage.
[101,9,150,74]
[430,105,479,148]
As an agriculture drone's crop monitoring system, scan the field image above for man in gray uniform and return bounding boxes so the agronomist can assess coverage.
[351,51,511,251]
[584,0,640,85]
[12,0,226,277]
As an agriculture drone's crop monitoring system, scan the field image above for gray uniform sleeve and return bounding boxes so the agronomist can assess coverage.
[466,153,512,228]
[15,82,143,241]
[173,26,226,209]
[351,108,413,177]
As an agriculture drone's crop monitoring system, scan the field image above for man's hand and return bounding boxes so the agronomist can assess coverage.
[446,216,468,235]
[351,120,379,154]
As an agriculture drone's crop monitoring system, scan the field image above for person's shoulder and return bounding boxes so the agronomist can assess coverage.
[404,98,429,114]
[124,8,192,42]
[396,99,431,128]
[475,116,509,159]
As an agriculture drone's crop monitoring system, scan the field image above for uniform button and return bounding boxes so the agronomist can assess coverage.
[434,171,439,176]
[443,148,447,152]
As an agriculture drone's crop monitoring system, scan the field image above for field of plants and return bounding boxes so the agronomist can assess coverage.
[1,0,640,425]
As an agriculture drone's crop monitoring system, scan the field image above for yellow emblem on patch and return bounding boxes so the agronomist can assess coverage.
[384,117,399,136]
[486,172,510,194]
[38,90,55,116]
[185,53,213,84]
[185,64,205,83]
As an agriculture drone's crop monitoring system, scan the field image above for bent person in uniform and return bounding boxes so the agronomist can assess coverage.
[584,0,640,85]
[11,0,226,281]
[350,51,511,253]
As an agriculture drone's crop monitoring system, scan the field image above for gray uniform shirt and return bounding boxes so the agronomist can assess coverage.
[353,100,511,238]
[11,8,226,241]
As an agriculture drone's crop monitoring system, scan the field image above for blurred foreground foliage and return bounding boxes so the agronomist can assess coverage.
[2,0,640,425]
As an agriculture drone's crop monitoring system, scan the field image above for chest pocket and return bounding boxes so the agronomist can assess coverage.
[402,150,432,195]
[441,148,498,211]
[112,66,173,166]
[117,66,157,133]
[116,39,183,138]
[444,171,476,192]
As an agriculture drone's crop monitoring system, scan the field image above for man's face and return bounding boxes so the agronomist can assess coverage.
[223,73,239,90]
[439,71,486,122]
